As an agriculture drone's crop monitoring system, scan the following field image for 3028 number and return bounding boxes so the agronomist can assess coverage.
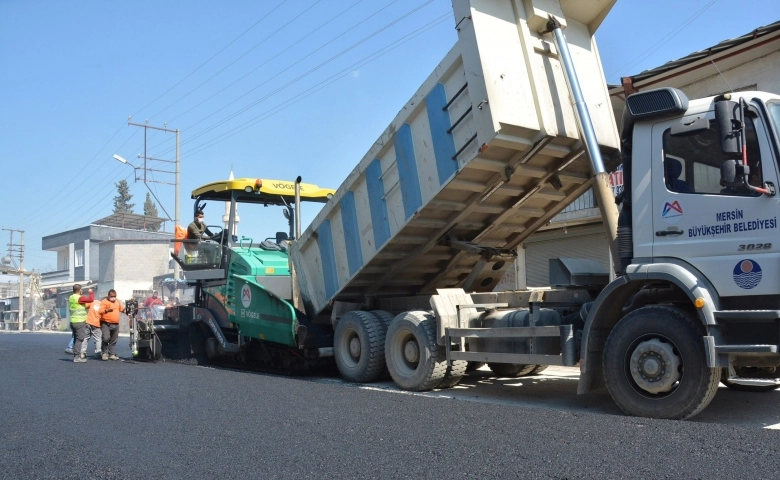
[738,243,772,251]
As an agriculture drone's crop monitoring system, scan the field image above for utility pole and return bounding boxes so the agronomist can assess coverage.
[2,228,25,330]
[125,120,181,283]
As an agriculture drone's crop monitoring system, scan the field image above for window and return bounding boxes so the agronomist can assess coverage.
[662,115,762,196]
[60,254,69,271]
[75,249,84,267]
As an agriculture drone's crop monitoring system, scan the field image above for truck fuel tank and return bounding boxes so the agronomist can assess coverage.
[470,308,563,356]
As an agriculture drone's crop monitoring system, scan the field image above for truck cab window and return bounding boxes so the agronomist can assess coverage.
[662,116,762,196]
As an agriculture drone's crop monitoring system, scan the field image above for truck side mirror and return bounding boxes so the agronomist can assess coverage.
[714,99,742,155]
[720,159,750,187]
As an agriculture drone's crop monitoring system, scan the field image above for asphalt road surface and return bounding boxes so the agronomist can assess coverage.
[2,332,780,479]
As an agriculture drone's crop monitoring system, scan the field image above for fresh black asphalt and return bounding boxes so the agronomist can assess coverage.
[2,332,779,479]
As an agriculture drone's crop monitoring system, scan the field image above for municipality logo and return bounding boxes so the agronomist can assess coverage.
[661,197,684,224]
[241,284,252,308]
[733,259,762,290]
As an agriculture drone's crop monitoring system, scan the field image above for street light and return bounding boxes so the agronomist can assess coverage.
[112,152,180,282]
[113,154,137,169]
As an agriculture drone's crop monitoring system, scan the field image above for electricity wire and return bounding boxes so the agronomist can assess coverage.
[152,1,436,156]
[131,0,291,118]
[605,0,718,80]
[148,0,327,121]
[164,0,387,124]
[184,12,453,158]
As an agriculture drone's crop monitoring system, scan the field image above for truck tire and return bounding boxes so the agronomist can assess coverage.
[603,306,720,420]
[369,311,395,380]
[720,367,780,392]
[488,363,536,377]
[439,359,468,388]
[529,365,548,375]
[334,311,385,383]
[466,362,485,372]
[370,310,394,331]
[385,311,447,391]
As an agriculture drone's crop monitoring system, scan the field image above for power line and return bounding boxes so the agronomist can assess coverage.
[148,0,327,121]
[606,0,718,80]
[148,0,406,153]
[53,171,136,234]
[17,121,128,222]
[153,1,436,157]
[163,0,379,124]
[131,0,291,118]
[184,13,453,158]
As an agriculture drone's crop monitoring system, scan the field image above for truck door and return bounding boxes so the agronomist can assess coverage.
[651,105,780,298]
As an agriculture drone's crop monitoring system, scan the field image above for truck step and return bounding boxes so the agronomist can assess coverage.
[725,377,780,387]
[713,310,780,322]
[715,345,778,354]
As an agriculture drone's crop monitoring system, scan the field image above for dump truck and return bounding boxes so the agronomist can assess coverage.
[153,0,780,420]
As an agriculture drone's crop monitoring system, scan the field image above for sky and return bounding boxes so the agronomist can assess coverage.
[1,0,779,274]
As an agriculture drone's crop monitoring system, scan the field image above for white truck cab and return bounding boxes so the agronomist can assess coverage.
[580,89,780,418]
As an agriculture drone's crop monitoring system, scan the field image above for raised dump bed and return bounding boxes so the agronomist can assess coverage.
[291,0,621,318]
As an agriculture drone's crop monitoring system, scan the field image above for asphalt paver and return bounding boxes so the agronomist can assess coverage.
[2,332,779,479]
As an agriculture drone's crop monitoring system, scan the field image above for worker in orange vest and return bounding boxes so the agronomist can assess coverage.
[78,300,103,361]
[99,289,124,361]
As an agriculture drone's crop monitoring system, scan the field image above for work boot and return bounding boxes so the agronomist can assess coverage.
[74,355,87,363]
[109,354,119,361]
[101,353,109,361]
[94,350,102,359]
[65,348,73,354]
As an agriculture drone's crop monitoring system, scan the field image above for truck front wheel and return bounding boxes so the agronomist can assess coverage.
[603,306,720,420]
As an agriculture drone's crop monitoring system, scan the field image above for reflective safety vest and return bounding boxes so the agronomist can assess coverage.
[69,293,87,323]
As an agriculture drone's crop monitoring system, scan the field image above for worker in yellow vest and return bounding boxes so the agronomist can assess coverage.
[68,284,93,363]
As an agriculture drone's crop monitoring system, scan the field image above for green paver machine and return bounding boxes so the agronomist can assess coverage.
[142,177,337,368]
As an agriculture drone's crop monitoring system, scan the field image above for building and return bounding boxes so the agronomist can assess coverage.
[508,21,780,289]
[41,212,171,300]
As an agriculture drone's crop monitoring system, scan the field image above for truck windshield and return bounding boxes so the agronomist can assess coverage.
[767,101,780,138]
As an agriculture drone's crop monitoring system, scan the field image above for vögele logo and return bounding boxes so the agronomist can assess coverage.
[241,284,252,308]
[661,196,684,224]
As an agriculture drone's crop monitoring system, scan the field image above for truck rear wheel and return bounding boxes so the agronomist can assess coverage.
[466,362,485,372]
[385,311,447,391]
[721,367,780,392]
[370,310,394,331]
[488,363,536,377]
[370,310,395,380]
[334,311,385,383]
[603,306,720,420]
[439,359,468,388]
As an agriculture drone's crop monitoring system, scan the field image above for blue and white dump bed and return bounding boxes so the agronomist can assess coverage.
[291,0,621,317]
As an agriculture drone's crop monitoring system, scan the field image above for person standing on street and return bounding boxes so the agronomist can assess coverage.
[99,290,124,361]
[65,286,94,354]
[68,284,93,363]
[80,300,102,360]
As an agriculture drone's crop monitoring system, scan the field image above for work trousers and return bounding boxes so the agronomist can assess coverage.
[81,324,102,355]
[70,322,86,357]
[101,323,119,356]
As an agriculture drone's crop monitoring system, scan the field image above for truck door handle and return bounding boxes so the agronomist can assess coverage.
[655,230,684,236]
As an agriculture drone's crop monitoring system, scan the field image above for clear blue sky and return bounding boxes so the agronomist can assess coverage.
[1,0,778,273]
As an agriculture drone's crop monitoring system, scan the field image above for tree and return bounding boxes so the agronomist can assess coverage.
[143,192,161,232]
[113,179,134,213]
